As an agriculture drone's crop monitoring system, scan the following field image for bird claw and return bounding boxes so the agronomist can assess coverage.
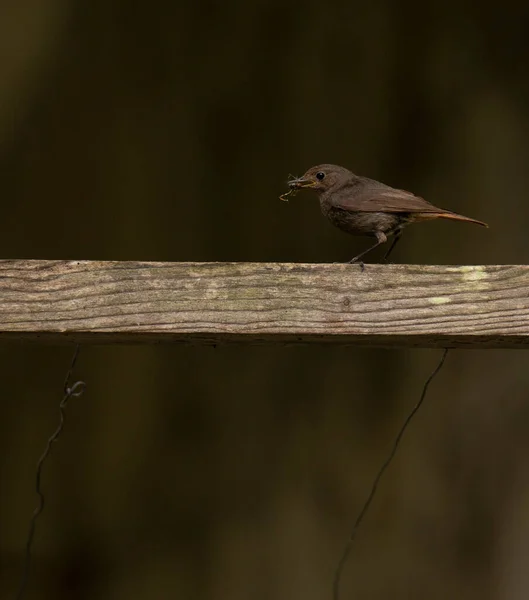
[347,258,365,272]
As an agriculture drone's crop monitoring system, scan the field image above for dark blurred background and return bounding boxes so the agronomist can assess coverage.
[2,1,529,598]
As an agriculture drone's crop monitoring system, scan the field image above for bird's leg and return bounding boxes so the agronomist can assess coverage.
[348,231,387,271]
[383,229,402,262]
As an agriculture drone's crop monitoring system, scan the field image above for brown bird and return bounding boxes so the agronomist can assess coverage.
[283,164,488,267]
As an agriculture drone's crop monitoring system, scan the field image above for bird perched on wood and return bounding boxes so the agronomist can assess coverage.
[281,164,488,268]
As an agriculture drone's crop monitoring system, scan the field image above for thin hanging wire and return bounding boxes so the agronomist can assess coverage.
[15,345,86,600]
[333,348,449,600]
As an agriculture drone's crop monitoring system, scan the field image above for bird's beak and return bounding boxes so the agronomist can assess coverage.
[287,176,316,190]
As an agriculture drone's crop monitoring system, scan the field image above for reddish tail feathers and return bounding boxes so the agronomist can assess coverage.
[417,211,488,227]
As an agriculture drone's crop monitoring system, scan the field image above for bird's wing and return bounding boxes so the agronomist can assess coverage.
[333,186,447,214]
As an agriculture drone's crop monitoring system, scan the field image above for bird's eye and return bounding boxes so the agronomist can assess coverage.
[316,172,325,181]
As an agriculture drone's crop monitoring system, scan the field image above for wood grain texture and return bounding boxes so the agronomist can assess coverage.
[0,260,528,347]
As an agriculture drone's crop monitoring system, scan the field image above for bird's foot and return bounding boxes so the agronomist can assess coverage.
[331,259,365,272]
[347,258,365,272]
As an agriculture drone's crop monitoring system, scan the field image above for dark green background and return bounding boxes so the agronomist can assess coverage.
[1,1,529,598]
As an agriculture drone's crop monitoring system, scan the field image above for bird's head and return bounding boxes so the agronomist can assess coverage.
[287,164,353,194]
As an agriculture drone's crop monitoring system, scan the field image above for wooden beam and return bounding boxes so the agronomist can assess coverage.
[0,260,527,348]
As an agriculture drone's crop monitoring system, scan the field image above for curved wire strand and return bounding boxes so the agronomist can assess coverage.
[333,348,449,600]
[15,345,85,600]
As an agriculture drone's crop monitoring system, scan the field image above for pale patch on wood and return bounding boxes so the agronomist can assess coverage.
[428,297,451,305]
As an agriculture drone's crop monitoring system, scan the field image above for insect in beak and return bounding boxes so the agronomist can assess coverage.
[279,174,315,201]
[280,174,299,201]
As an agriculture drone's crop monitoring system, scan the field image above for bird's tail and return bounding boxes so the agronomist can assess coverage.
[417,211,488,227]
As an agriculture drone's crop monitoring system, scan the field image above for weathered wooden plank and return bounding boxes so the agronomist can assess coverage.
[0,260,527,348]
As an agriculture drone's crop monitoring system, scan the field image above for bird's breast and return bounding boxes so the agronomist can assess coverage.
[319,197,403,236]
